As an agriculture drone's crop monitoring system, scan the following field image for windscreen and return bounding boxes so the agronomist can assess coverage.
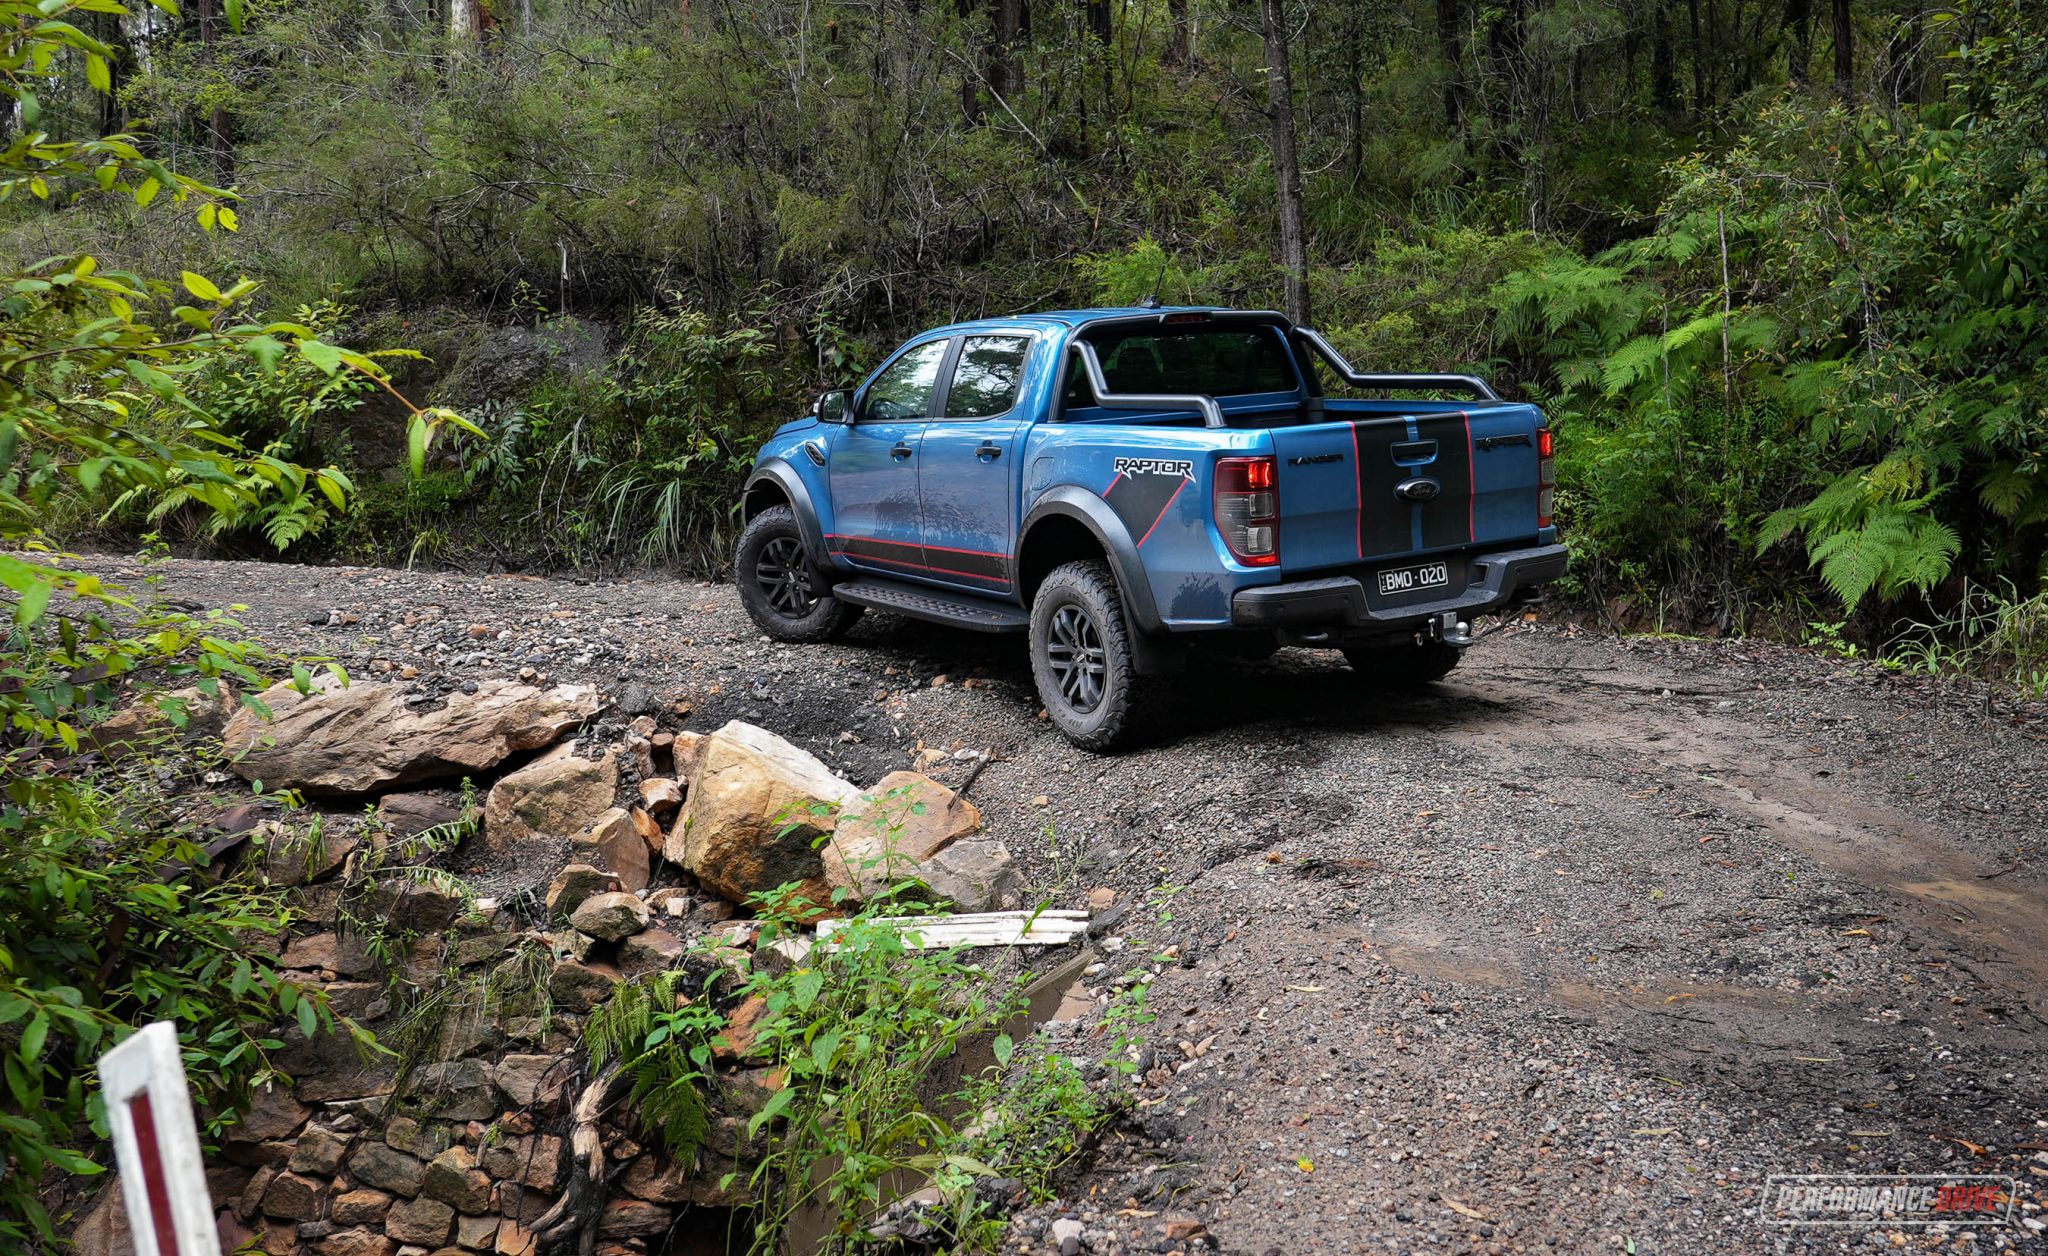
[1064,324,1298,407]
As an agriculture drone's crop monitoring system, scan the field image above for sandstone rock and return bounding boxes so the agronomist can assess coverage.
[421,1147,493,1214]
[287,1126,352,1176]
[916,838,1020,911]
[456,1215,500,1250]
[405,1061,499,1122]
[629,807,663,853]
[713,995,770,1063]
[493,1055,569,1109]
[386,1196,456,1247]
[348,1141,425,1196]
[224,676,599,795]
[568,891,649,942]
[318,1230,396,1256]
[824,771,982,898]
[596,1199,671,1238]
[670,731,707,783]
[548,958,621,1013]
[236,1165,279,1220]
[494,1222,537,1256]
[668,721,860,911]
[70,1182,131,1256]
[262,824,357,887]
[383,1115,453,1160]
[260,1171,325,1221]
[377,792,465,838]
[543,864,619,921]
[619,1155,689,1203]
[618,928,684,978]
[365,877,467,934]
[520,1134,565,1191]
[575,808,648,893]
[235,1086,312,1141]
[88,684,234,758]
[636,777,682,814]
[625,733,656,778]
[484,744,619,851]
[331,1190,393,1226]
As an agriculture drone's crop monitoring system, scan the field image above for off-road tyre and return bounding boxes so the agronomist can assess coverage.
[735,505,862,642]
[1029,560,1162,752]
[1342,640,1463,688]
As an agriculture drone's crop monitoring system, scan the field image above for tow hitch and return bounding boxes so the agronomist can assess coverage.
[1428,611,1477,647]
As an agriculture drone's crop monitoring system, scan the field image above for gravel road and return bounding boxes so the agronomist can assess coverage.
[78,555,2048,1255]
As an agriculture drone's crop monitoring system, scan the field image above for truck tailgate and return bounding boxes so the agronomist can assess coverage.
[1271,405,1543,574]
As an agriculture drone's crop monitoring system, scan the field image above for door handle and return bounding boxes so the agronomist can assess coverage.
[974,442,1003,461]
[890,442,914,460]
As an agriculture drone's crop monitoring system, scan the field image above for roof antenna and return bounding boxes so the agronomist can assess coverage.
[1137,256,1167,310]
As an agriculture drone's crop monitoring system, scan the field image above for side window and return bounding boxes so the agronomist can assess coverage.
[861,339,950,422]
[943,335,1032,419]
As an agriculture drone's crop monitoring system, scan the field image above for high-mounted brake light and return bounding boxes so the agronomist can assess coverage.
[1162,311,1212,325]
[1537,427,1556,528]
[1214,456,1280,566]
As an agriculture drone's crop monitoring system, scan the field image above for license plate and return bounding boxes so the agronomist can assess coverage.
[1378,560,1450,596]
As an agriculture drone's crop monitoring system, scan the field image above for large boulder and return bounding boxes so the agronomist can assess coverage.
[223,676,599,795]
[667,722,860,912]
[484,744,619,851]
[824,771,983,899]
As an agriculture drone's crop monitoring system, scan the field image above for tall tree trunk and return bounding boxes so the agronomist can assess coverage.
[93,10,128,137]
[1257,0,1309,326]
[1883,8,1921,104]
[1651,0,1677,113]
[1435,0,1467,131]
[196,0,231,179]
[1783,0,1814,87]
[1686,0,1705,113]
[958,0,987,122]
[996,0,1025,93]
[1165,0,1191,66]
[1831,0,1852,97]
[1086,0,1111,43]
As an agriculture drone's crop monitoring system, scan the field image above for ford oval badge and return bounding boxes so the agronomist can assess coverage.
[1395,477,1442,503]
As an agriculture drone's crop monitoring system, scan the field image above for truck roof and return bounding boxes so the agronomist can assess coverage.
[928,306,1284,335]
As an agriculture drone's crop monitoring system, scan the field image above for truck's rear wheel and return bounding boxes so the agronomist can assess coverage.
[1342,640,1463,688]
[735,506,862,642]
[1029,561,1159,751]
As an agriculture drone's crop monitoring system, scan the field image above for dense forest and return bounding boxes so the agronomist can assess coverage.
[5,0,2046,656]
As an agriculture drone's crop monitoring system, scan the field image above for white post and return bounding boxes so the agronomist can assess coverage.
[97,1022,221,1256]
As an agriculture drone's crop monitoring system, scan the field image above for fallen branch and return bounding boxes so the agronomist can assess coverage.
[532,1061,626,1251]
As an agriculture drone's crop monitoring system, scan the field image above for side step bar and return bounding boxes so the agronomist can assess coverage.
[831,579,1030,633]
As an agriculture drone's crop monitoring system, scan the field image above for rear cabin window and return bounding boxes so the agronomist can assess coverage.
[1064,326,1298,408]
[945,335,1032,418]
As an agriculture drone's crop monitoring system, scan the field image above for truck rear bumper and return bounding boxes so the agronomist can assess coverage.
[1229,543,1569,631]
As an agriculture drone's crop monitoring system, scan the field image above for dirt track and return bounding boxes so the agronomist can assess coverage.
[78,555,2048,1254]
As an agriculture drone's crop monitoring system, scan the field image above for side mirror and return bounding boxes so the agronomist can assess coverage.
[814,389,855,425]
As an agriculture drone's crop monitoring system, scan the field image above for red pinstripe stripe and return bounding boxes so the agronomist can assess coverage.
[1461,411,1475,543]
[1350,421,1365,560]
[830,550,1010,585]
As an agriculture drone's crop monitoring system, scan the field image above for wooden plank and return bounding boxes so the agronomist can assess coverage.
[816,910,1090,949]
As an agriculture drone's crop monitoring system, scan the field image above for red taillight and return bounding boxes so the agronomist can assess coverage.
[1537,427,1556,528]
[1214,456,1280,566]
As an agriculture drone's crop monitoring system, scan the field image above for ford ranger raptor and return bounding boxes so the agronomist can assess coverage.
[734,307,1566,750]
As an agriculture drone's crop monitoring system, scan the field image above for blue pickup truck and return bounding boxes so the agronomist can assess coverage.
[735,307,1566,749]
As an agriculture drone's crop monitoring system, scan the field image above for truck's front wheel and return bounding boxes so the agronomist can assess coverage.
[735,506,863,642]
[1029,561,1159,752]
[1342,640,1463,688]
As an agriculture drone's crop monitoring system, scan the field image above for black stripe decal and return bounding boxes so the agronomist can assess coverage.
[828,534,1010,584]
[1105,472,1185,546]
[1352,421,1411,559]
[1415,413,1473,549]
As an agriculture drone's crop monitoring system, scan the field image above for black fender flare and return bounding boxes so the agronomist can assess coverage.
[1019,486,1165,633]
[743,460,832,570]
